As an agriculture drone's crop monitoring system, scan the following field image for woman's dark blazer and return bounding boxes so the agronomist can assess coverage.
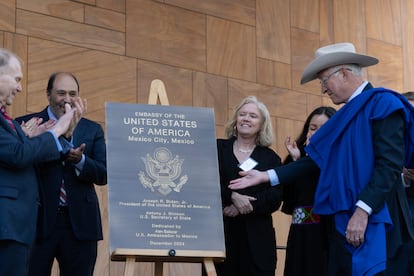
[217,138,282,271]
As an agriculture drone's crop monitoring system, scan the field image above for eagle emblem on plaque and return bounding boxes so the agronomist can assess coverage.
[138,147,188,196]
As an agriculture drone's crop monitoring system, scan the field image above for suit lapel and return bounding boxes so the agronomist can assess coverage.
[71,118,85,147]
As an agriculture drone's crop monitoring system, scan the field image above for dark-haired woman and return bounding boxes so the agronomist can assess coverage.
[282,106,336,276]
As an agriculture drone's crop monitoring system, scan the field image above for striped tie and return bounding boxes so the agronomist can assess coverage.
[59,180,67,206]
[0,106,16,132]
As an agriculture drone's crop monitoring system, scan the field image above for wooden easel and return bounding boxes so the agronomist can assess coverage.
[122,254,217,276]
[147,79,170,106]
[119,79,219,276]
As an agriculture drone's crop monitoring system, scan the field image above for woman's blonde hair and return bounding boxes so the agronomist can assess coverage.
[224,95,274,147]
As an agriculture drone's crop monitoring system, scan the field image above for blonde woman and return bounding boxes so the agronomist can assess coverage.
[215,96,282,276]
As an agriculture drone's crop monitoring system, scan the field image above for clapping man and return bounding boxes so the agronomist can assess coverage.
[16,72,107,276]
[0,49,79,276]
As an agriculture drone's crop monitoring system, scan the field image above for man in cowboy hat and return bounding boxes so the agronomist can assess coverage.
[401,92,414,222]
[229,42,414,275]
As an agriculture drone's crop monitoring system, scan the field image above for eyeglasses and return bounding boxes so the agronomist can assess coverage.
[319,67,352,86]
[319,69,342,86]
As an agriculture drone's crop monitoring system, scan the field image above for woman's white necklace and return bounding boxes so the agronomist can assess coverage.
[238,147,253,153]
[236,141,255,153]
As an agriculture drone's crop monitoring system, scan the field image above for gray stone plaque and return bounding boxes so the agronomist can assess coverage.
[106,102,225,259]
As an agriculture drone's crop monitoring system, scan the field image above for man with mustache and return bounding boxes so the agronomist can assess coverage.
[16,72,107,276]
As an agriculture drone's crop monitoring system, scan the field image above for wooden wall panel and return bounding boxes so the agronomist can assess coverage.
[126,0,206,72]
[257,58,274,86]
[163,263,201,276]
[97,0,125,12]
[207,16,256,82]
[367,39,403,92]
[333,0,366,51]
[111,260,201,275]
[401,0,414,91]
[257,0,290,63]
[192,71,228,126]
[75,0,95,5]
[26,38,136,123]
[291,28,320,94]
[274,211,290,276]
[319,0,334,45]
[257,58,292,89]
[366,0,401,45]
[275,117,305,161]
[17,0,85,23]
[228,79,307,123]
[16,9,125,55]
[1,0,414,275]
[85,6,126,32]
[165,0,256,26]
[291,0,319,33]
[306,94,325,115]
[0,0,15,32]
[95,185,110,276]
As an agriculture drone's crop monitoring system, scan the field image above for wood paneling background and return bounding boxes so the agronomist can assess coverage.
[1,0,413,275]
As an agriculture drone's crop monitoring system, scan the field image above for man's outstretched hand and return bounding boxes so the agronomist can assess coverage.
[228,169,269,189]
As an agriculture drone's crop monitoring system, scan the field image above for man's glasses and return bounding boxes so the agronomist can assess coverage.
[319,68,352,86]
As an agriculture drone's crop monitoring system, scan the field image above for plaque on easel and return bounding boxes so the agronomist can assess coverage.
[106,80,224,275]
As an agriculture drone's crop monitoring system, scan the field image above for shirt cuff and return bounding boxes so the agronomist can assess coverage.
[402,172,411,188]
[74,154,85,176]
[47,130,63,152]
[356,200,372,215]
[267,169,280,186]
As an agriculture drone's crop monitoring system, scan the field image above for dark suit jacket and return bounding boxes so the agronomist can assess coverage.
[275,112,414,260]
[217,138,282,272]
[16,107,107,241]
[0,113,61,245]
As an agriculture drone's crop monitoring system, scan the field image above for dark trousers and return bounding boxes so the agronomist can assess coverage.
[326,228,353,276]
[0,239,30,276]
[28,211,97,276]
[388,240,414,276]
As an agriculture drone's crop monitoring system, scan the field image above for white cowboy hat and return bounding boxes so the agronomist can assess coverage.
[300,42,379,84]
